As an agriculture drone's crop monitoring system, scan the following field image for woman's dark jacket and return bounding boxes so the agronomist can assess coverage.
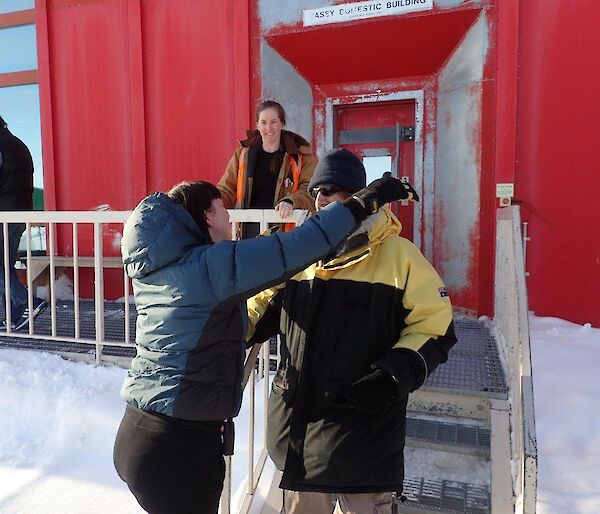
[119,192,357,421]
[217,129,316,211]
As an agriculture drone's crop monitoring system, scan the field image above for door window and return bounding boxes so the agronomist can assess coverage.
[362,155,392,184]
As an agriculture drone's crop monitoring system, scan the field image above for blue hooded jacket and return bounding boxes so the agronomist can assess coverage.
[120,192,356,421]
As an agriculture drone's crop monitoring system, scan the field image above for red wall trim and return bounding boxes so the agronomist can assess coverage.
[479,12,497,318]
[233,0,251,136]
[493,0,519,185]
[126,0,147,203]
[0,69,37,86]
[34,0,57,210]
[0,9,35,28]
[249,0,262,120]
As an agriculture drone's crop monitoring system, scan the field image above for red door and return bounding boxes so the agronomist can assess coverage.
[335,101,416,242]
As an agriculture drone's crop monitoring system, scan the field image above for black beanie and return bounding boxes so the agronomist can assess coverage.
[308,148,366,194]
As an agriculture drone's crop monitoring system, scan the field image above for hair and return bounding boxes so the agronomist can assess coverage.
[0,115,6,129]
[255,100,286,125]
[166,181,221,239]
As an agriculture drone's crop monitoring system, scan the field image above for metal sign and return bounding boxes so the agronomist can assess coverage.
[303,0,433,27]
[496,183,515,198]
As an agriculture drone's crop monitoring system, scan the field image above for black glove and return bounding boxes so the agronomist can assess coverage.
[343,173,420,223]
[347,368,398,413]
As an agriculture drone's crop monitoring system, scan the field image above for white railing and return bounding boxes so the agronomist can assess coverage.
[1,208,304,514]
[221,209,305,514]
[493,205,538,514]
[1,211,132,365]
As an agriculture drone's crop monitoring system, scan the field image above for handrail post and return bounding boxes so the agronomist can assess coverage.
[48,222,57,336]
[247,363,255,497]
[2,222,11,332]
[93,221,105,365]
[73,222,80,340]
[263,335,270,449]
[494,205,538,514]
[25,222,34,335]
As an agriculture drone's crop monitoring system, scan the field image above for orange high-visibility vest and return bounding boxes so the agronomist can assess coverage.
[235,147,302,232]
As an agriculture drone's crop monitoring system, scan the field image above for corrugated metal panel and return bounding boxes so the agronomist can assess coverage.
[39,0,251,211]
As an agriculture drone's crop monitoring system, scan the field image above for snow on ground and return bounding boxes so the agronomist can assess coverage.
[0,350,140,514]
[0,314,598,513]
[0,350,267,514]
[529,316,600,514]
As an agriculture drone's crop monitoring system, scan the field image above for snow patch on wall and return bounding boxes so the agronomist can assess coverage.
[314,107,327,159]
[434,12,486,301]
[422,91,437,261]
[435,85,481,290]
[37,274,74,302]
[262,42,313,142]
[438,14,485,91]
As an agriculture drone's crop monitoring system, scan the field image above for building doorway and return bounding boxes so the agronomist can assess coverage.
[334,100,417,242]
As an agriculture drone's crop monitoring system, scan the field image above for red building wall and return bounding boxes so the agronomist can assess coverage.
[38,0,251,211]
[516,0,600,325]
[34,0,600,324]
[36,0,251,299]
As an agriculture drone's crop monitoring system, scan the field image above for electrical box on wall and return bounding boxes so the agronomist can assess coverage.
[496,183,514,207]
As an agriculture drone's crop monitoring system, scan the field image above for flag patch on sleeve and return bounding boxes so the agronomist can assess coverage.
[438,287,449,298]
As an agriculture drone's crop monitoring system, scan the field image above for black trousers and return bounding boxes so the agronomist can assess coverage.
[113,405,225,514]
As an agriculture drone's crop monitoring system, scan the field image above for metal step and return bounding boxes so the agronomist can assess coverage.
[425,318,507,397]
[399,476,489,514]
[405,416,490,458]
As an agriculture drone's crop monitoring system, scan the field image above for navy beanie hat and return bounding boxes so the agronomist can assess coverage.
[308,148,366,194]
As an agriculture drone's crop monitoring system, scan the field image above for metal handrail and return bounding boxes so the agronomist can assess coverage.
[494,205,538,514]
[221,209,305,514]
[1,212,132,362]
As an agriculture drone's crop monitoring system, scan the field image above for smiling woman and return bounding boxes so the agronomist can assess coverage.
[216,100,317,238]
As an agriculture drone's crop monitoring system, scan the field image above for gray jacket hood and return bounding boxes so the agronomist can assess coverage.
[121,192,209,279]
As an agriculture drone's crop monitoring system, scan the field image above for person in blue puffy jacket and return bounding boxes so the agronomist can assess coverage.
[113,176,413,514]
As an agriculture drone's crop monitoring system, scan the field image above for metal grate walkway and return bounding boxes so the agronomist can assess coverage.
[1,306,507,397]
[425,319,507,396]
[0,299,136,357]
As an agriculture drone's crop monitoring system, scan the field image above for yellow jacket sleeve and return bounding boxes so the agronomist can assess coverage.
[247,285,282,342]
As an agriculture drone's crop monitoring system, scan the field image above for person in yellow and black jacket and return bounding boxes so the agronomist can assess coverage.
[247,149,457,514]
[217,100,316,238]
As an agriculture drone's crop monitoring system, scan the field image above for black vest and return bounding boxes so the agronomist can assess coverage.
[0,127,34,211]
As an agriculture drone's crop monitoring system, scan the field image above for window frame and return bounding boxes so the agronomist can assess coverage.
[0,9,37,87]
